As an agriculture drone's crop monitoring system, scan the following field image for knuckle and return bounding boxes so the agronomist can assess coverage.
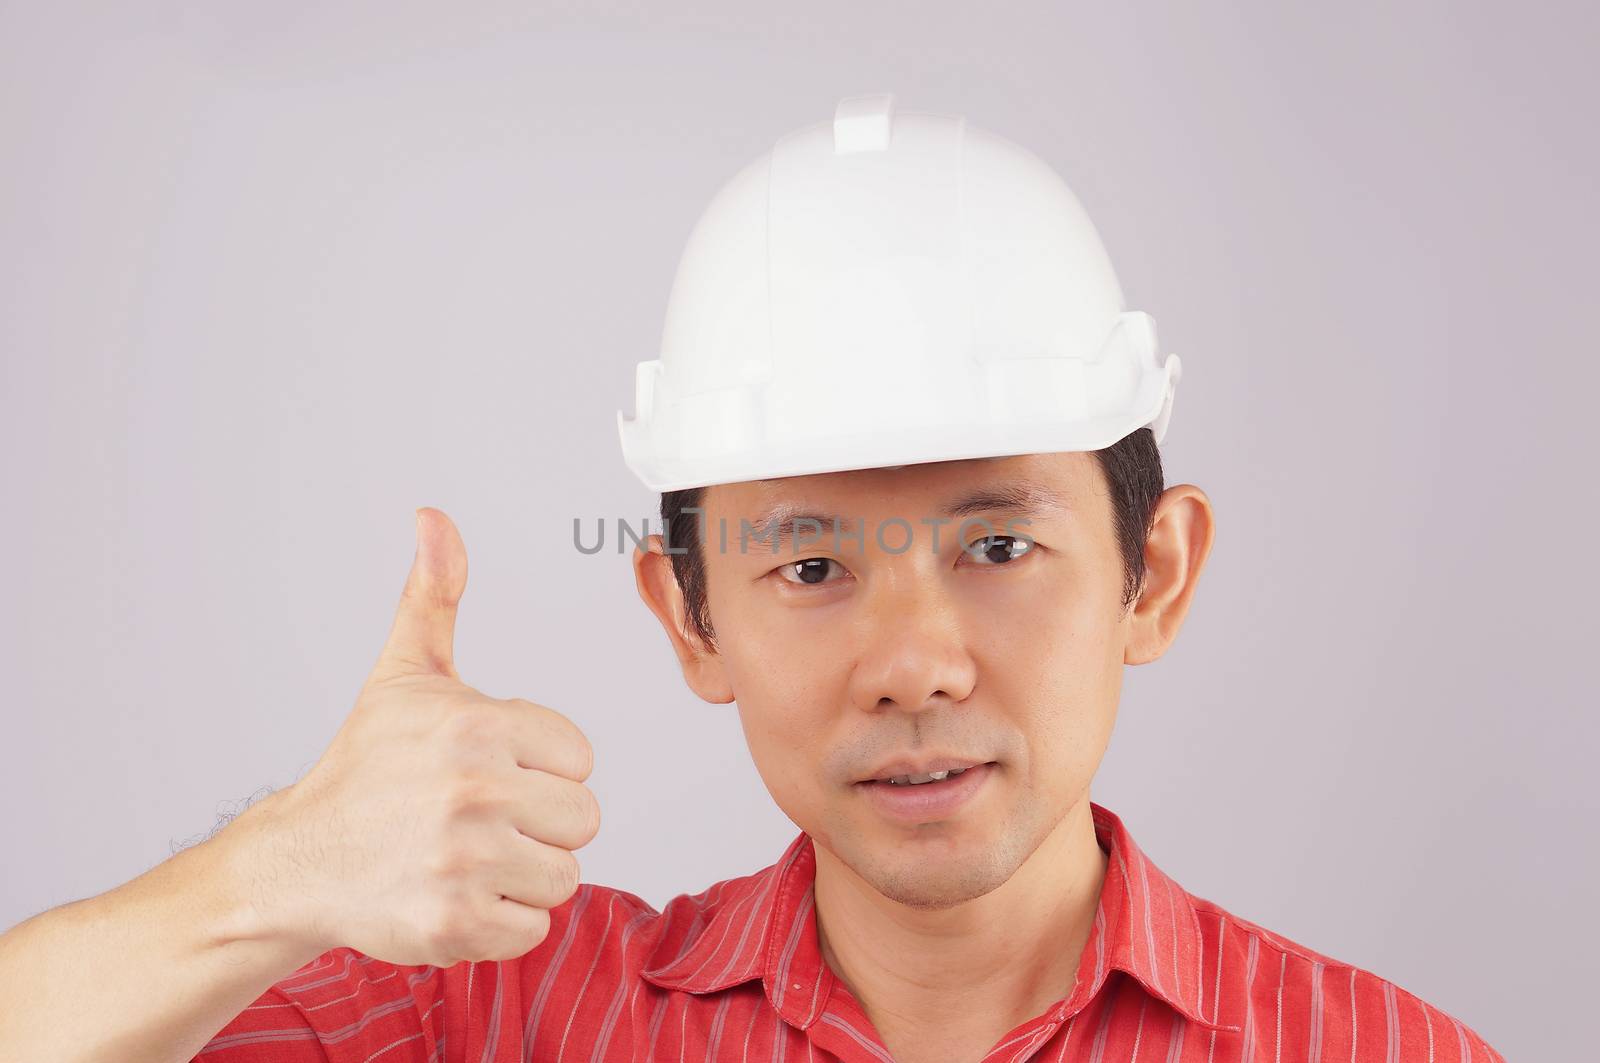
[444,774,496,819]
[420,843,454,882]
[423,844,475,889]
[425,896,472,955]
[440,703,499,756]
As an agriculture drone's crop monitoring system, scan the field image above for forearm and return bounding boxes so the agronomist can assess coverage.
[0,789,330,1063]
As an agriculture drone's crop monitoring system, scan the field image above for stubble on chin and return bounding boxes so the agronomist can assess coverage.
[838,829,1025,912]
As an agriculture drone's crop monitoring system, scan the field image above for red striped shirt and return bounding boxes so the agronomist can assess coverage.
[194,802,1505,1061]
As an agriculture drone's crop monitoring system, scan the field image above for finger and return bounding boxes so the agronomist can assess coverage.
[491,829,583,909]
[454,891,552,964]
[484,898,552,955]
[372,507,469,682]
[497,698,596,783]
[501,767,602,851]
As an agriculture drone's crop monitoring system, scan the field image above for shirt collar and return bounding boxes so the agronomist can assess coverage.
[640,801,1240,1033]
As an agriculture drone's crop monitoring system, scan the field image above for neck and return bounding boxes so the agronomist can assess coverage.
[811,796,1108,1041]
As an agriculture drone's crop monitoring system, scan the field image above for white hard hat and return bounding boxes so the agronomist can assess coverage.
[617,92,1182,493]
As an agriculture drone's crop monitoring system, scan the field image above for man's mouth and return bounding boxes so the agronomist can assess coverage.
[879,767,972,786]
[857,761,1000,786]
[854,761,997,821]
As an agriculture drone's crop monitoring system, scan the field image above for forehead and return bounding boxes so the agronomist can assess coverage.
[704,451,1092,516]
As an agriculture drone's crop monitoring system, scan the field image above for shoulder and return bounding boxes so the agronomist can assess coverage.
[511,867,765,979]
[198,947,451,1060]
[546,880,665,939]
[197,881,722,1060]
[1187,893,1507,1062]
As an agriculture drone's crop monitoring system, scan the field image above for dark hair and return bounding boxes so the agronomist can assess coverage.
[659,428,1165,649]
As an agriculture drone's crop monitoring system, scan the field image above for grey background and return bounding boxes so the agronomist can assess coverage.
[2,3,1593,1058]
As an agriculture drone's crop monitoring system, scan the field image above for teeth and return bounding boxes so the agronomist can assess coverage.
[885,767,969,786]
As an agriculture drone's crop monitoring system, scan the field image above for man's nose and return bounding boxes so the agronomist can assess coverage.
[845,573,978,714]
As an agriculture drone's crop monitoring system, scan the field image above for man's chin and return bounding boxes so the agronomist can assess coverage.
[861,855,1012,911]
[831,829,1015,910]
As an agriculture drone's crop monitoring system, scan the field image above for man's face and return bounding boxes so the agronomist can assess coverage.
[687,452,1132,910]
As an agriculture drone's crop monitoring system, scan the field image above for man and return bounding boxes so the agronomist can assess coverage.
[0,95,1504,1062]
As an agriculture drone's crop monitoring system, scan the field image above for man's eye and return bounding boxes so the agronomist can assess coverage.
[964,534,1033,565]
[777,557,846,585]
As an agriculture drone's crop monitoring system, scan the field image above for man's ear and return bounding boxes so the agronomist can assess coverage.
[633,533,735,704]
[1123,484,1216,666]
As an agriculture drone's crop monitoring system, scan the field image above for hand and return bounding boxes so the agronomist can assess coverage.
[251,507,600,966]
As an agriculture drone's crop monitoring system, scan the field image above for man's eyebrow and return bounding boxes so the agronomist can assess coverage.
[741,480,1068,551]
[938,480,1070,520]
[742,505,862,552]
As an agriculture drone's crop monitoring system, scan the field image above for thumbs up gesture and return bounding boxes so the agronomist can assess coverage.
[250,508,600,967]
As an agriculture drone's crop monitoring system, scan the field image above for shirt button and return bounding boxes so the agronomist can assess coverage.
[792,983,802,990]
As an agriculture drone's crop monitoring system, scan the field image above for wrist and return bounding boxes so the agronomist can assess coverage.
[205,786,333,965]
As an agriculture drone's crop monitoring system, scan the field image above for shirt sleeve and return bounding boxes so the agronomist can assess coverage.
[192,946,446,1062]
[194,884,664,1062]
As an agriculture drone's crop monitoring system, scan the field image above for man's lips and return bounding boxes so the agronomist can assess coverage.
[854,761,996,822]
[854,759,999,785]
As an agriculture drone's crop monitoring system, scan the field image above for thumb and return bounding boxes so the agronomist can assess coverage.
[372,506,468,682]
